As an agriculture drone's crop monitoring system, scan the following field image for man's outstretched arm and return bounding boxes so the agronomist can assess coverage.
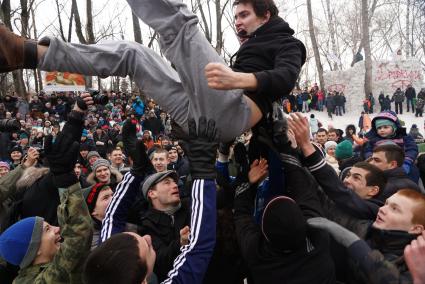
[163,117,218,284]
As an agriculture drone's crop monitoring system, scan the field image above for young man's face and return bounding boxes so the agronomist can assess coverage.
[89,156,99,166]
[92,188,114,222]
[377,125,394,137]
[316,131,328,145]
[151,153,169,173]
[343,167,378,199]
[234,3,270,44]
[368,151,396,171]
[39,221,61,263]
[328,132,339,142]
[373,193,422,233]
[74,163,82,178]
[80,150,88,159]
[110,150,123,166]
[148,177,180,210]
[11,151,22,161]
[95,166,111,183]
[168,149,178,163]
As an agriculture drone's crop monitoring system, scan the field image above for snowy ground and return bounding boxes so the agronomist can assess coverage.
[293,109,425,135]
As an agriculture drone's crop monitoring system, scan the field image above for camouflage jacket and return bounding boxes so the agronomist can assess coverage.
[0,164,25,204]
[13,182,93,284]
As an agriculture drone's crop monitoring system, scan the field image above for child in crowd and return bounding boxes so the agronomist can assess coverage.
[364,110,419,181]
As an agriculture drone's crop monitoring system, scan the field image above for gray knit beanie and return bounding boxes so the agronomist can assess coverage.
[91,158,111,172]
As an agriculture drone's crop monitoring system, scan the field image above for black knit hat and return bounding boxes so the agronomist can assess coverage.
[261,196,307,252]
[83,183,110,213]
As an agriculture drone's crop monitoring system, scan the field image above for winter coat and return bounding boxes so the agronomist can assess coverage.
[233,182,335,284]
[14,183,92,284]
[391,90,405,103]
[382,167,421,200]
[325,96,335,110]
[304,150,382,220]
[137,200,191,282]
[378,93,385,105]
[231,16,306,116]
[365,111,418,167]
[405,86,416,100]
[416,98,425,110]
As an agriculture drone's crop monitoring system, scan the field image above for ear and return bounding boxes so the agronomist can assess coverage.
[263,11,271,23]
[147,189,156,200]
[387,160,397,169]
[368,186,380,197]
[409,224,424,235]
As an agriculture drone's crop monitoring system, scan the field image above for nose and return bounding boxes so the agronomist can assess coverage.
[144,235,152,246]
[53,226,60,234]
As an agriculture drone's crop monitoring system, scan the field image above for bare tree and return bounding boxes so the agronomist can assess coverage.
[362,0,373,98]
[306,0,325,89]
[132,11,142,44]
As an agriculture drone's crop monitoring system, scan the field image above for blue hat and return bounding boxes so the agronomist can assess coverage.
[0,216,44,268]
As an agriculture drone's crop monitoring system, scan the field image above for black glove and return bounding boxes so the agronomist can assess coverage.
[44,132,79,187]
[257,119,291,154]
[218,140,234,156]
[184,117,219,179]
[233,142,249,183]
[122,119,153,176]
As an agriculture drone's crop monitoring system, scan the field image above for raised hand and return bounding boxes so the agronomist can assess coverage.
[184,117,219,179]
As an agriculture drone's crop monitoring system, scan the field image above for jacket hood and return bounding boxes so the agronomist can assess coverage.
[254,16,294,37]
[369,111,405,136]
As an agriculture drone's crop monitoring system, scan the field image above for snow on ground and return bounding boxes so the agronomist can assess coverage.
[293,109,425,135]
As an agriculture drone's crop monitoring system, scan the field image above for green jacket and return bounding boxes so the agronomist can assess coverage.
[13,182,93,284]
[0,165,25,205]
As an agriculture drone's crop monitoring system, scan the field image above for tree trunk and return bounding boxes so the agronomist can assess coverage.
[86,0,95,44]
[306,0,325,89]
[55,0,66,41]
[362,0,373,98]
[325,0,339,70]
[132,11,143,44]
[72,0,87,44]
[350,0,379,67]
[406,0,410,57]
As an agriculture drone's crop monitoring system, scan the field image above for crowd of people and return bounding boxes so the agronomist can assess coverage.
[0,0,425,284]
[285,84,425,120]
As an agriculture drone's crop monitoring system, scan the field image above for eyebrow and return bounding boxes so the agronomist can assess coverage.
[351,173,363,179]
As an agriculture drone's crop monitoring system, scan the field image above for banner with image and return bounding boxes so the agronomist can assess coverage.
[43,71,86,92]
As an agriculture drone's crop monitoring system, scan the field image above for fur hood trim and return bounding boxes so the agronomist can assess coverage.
[16,166,50,189]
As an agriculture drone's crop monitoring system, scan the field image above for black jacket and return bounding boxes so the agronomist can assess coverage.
[231,16,306,116]
[137,200,191,282]
[233,182,335,284]
[405,86,416,100]
[382,167,421,200]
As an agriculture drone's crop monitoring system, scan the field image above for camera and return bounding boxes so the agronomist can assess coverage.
[0,119,20,132]
[89,89,108,105]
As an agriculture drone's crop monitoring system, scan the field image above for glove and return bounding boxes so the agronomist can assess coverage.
[183,117,219,179]
[218,140,234,156]
[122,119,153,176]
[257,119,291,153]
[233,142,249,183]
[45,132,80,175]
[402,160,412,174]
[307,217,360,248]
